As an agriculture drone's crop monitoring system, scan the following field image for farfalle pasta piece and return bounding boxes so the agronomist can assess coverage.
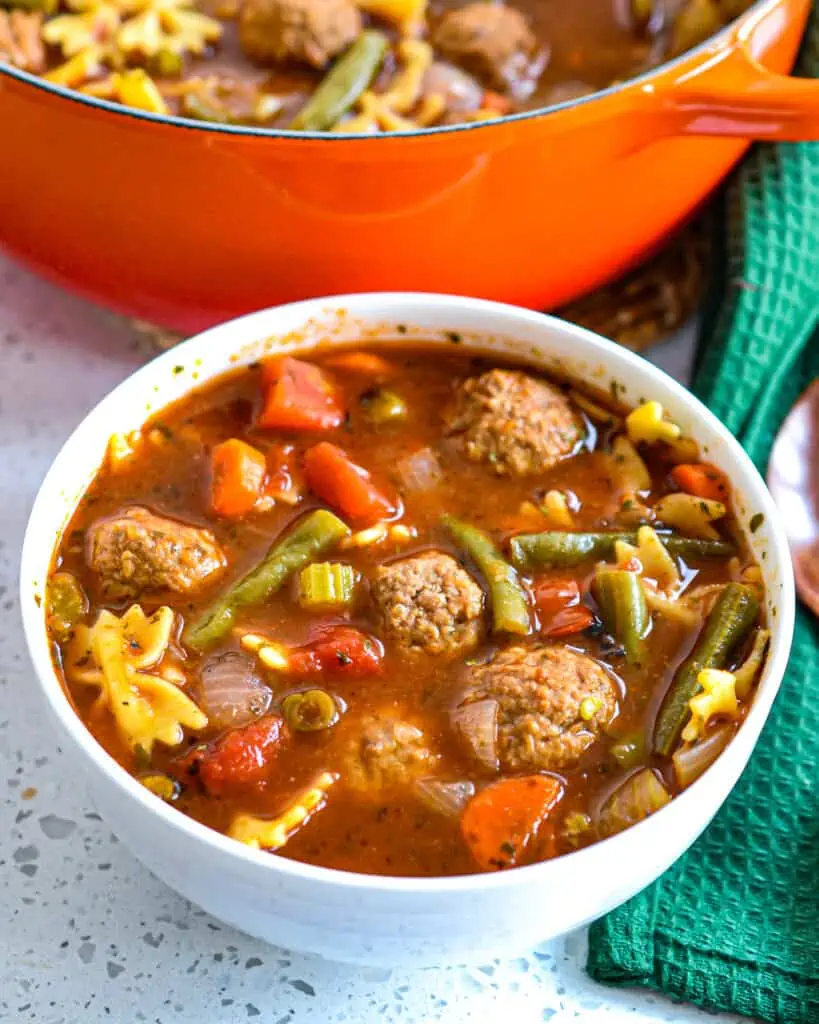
[652,492,727,541]
[615,525,680,594]
[66,605,206,753]
[117,0,222,59]
[42,2,120,57]
[229,771,337,849]
[682,668,738,743]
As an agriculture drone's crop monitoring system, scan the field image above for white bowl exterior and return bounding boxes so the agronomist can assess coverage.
[21,294,795,967]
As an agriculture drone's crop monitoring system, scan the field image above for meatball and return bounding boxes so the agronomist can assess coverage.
[343,714,437,792]
[461,644,618,771]
[371,551,484,657]
[85,506,226,598]
[432,3,538,94]
[444,368,584,477]
[239,0,362,70]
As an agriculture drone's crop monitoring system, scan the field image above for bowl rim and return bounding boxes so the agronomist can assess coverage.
[0,0,773,141]
[20,291,796,895]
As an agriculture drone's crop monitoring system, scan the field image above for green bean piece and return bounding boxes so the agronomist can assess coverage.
[509,530,736,570]
[593,567,650,666]
[46,572,88,641]
[281,689,339,732]
[652,582,759,756]
[289,31,388,131]
[361,388,407,426]
[298,562,356,609]
[442,515,530,636]
[184,509,350,651]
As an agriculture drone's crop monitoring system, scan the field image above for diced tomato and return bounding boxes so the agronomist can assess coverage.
[289,626,384,678]
[533,578,581,618]
[180,714,287,797]
[461,775,563,871]
[258,356,345,432]
[670,463,731,503]
[544,605,596,637]
[304,442,397,525]
[533,577,595,636]
[210,438,267,517]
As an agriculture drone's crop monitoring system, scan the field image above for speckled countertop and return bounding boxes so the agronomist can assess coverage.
[0,255,749,1024]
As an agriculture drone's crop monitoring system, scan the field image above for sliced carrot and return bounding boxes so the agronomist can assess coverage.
[670,463,731,503]
[324,351,395,378]
[544,605,596,638]
[304,442,397,525]
[211,438,267,517]
[461,775,563,871]
[258,356,345,432]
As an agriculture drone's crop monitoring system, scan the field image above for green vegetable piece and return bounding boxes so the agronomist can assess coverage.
[598,768,671,838]
[361,388,407,426]
[184,509,350,651]
[181,92,232,124]
[150,48,184,78]
[289,31,388,131]
[509,530,735,570]
[281,689,339,732]
[46,572,88,641]
[443,515,530,636]
[652,582,759,757]
[610,731,645,769]
[298,562,356,608]
[593,567,650,666]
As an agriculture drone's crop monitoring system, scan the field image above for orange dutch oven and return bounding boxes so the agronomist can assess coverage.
[1,0,819,333]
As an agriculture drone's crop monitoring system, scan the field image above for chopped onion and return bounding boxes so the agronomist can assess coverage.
[673,724,733,789]
[451,699,499,773]
[597,768,671,838]
[199,652,272,732]
[423,61,483,114]
[415,778,475,818]
[395,447,443,493]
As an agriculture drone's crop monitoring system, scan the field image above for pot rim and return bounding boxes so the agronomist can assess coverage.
[0,0,772,141]
[20,291,795,897]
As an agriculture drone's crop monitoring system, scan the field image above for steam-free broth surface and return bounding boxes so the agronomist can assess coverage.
[47,344,768,876]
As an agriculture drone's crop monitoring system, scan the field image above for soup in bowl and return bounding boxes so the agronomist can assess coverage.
[21,294,794,965]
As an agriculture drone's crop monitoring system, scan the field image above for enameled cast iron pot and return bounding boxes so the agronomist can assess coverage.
[2,0,819,332]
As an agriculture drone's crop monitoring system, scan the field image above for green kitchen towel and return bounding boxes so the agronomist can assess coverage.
[586,17,819,1024]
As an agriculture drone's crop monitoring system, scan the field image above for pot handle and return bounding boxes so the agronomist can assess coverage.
[653,21,819,141]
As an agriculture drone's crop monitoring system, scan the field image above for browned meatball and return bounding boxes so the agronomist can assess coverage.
[460,644,618,771]
[343,713,438,792]
[432,3,538,94]
[371,551,484,657]
[85,506,225,598]
[239,0,362,69]
[444,369,584,477]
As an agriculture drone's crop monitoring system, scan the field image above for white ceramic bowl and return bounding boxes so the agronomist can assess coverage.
[21,294,794,968]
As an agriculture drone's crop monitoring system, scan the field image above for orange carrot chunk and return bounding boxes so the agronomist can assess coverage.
[670,463,731,502]
[258,356,345,431]
[211,438,267,517]
[304,441,397,525]
[462,775,564,871]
